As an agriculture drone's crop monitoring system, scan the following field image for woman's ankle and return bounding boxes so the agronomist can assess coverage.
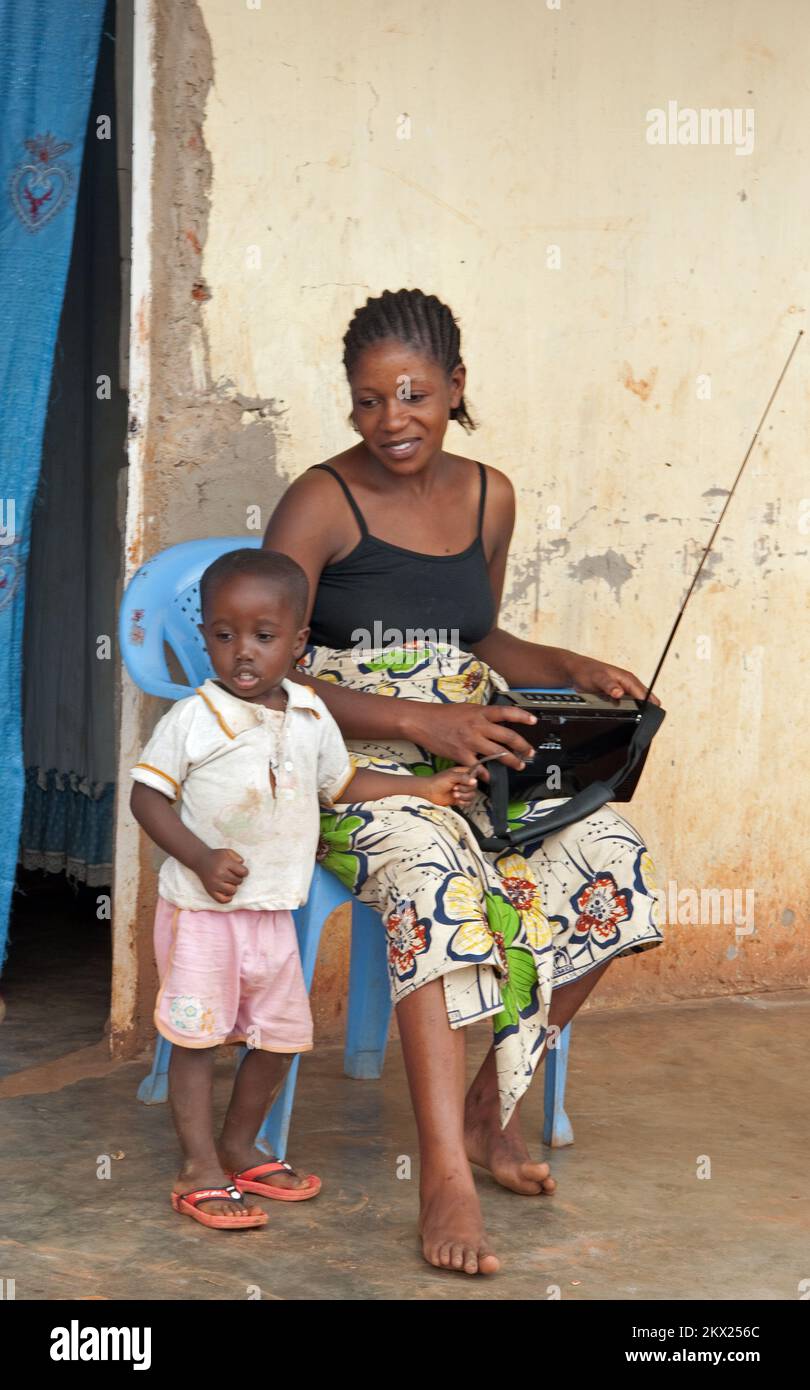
[464,1075,500,1124]
[417,1141,475,1187]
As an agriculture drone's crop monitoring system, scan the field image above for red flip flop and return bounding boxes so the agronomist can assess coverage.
[171,1183,269,1228]
[229,1159,321,1202]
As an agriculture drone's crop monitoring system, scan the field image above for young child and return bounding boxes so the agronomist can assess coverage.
[130,547,478,1229]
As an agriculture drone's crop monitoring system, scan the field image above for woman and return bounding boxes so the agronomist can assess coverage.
[263,288,663,1276]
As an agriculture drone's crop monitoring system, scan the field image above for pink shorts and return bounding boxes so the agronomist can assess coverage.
[153,896,313,1052]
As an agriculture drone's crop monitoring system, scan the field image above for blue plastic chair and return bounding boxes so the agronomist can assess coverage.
[121,537,572,1156]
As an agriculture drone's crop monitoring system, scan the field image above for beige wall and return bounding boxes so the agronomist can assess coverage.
[114,0,810,1053]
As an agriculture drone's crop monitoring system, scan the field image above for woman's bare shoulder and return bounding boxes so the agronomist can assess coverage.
[483,462,515,505]
[263,450,359,557]
[444,452,515,513]
[443,450,512,483]
[270,448,355,509]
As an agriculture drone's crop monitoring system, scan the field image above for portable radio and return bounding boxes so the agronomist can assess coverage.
[493,687,660,802]
[469,688,665,852]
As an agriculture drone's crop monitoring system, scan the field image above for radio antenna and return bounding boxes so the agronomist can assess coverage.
[643,329,803,704]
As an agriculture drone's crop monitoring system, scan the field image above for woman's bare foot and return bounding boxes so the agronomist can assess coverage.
[464,1087,557,1196]
[419,1163,501,1275]
[172,1162,265,1221]
[218,1143,313,1192]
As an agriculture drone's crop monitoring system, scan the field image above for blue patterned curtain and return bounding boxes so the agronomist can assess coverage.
[0,0,107,969]
[20,9,125,889]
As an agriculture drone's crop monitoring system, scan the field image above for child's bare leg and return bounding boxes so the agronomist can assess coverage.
[169,1044,264,1221]
[464,958,612,1192]
[396,977,500,1276]
[217,1049,311,1190]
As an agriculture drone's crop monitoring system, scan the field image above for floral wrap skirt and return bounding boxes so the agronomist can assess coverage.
[302,641,664,1125]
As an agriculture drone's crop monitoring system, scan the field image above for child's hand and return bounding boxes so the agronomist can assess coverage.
[196,848,249,903]
[421,766,479,809]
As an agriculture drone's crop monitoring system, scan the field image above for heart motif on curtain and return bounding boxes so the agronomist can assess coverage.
[0,544,22,613]
[9,134,74,233]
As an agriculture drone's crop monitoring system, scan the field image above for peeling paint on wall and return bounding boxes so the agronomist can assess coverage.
[146,0,286,543]
[117,0,291,1054]
[568,549,635,601]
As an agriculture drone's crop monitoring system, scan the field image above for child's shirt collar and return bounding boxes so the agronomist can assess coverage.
[194,676,322,739]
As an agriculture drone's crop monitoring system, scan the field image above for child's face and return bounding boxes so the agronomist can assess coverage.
[199,574,309,701]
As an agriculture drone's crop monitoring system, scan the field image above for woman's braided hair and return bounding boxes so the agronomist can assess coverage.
[342,288,476,432]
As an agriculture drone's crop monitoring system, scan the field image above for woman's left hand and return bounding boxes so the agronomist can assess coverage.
[566,653,662,706]
[422,767,480,808]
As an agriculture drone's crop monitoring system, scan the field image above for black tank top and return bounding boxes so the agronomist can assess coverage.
[307,461,496,652]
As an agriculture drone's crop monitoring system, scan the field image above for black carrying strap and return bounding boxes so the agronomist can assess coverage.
[465,698,665,853]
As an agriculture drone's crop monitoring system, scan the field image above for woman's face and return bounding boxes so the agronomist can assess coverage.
[348,340,465,473]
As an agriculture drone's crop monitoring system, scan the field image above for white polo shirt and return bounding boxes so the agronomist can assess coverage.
[131,677,355,911]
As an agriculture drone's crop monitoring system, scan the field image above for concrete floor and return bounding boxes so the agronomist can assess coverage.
[2,878,809,1300]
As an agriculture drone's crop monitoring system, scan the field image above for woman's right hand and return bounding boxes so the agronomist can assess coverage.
[402,702,537,771]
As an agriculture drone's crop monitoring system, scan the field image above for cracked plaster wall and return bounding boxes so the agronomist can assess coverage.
[119,0,810,1052]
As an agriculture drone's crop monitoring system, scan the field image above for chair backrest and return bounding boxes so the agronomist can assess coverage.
[119,537,262,700]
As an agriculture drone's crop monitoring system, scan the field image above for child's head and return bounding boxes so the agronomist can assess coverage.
[342,288,475,475]
[198,548,310,699]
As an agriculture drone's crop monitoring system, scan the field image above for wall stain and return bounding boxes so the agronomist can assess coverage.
[568,549,635,600]
[621,362,658,401]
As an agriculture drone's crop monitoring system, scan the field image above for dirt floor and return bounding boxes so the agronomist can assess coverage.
[2,876,809,1301]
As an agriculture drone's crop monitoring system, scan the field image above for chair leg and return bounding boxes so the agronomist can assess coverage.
[254,1054,301,1161]
[136,1033,172,1104]
[543,1022,575,1147]
[344,900,393,1079]
[252,891,332,1161]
